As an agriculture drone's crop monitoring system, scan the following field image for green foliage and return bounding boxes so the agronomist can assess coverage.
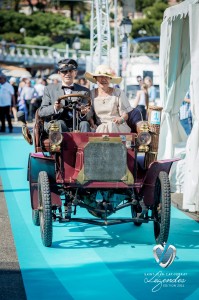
[143,2,168,20]
[131,19,160,38]
[133,1,168,37]
[25,35,53,46]
[136,0,168,12]
[0,10,28,35]
[0,32,23,44]
[0,9,76,46]
[80,38,90,51]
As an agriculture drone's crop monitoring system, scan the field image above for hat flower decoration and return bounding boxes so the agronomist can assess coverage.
[85,65,122,84]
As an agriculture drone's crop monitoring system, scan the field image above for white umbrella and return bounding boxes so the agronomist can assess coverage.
[2,67,31,78]
[48,73,61,81]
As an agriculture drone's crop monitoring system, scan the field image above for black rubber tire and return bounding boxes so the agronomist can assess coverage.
[38,171,52,247]
[32,209,40,226]
[131,206,142,226]
[153,171,171,245]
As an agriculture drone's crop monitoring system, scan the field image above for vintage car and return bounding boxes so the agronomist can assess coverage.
[18,94,176,247]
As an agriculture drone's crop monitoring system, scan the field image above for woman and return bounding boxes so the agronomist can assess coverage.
[84,65,132,133]
[133,83,149,120]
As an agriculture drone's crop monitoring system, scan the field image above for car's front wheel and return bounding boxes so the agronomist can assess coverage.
[153,171,171,245]
[38,171,52,247]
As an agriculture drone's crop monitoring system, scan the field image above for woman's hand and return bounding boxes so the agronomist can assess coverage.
[113,117,125,125]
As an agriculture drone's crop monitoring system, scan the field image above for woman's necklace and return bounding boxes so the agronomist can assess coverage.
[97,87,111,104]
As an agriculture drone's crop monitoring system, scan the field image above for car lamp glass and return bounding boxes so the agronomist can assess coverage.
[48,122,63,152]
[137,132,151,146]
[49,131,63,145]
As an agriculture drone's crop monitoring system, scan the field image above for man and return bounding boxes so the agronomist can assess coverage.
[9,77,18,122]
[0,74,14,133]
[20,79,38,122]
[32,77,47,115]
[39,59,91,132]
[127,108,143,133]
[136,75,143,90]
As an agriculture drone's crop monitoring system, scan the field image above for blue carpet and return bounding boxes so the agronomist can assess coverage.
[0,134,199,300]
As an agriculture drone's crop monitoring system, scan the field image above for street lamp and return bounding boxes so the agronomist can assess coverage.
[19,27,26,38]
[119,17,132,95]
[73,36,81,60]
[120,17,132,37]
[138,29,147,36]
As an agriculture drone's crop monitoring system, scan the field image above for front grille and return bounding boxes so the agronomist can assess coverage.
[84,142,127,181]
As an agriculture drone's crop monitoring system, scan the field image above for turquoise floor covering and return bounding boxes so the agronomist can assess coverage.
[0,134,199,300]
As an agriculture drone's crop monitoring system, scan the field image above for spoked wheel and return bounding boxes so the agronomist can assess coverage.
[38,171,52,247]
[32,209,40,226]
[153,171,171,245]
[131,205,142,226]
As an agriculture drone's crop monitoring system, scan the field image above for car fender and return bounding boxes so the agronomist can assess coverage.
[28,153,61,209]
[141,158,180,206]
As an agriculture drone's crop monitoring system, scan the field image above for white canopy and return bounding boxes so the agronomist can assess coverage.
[158,0,199,212]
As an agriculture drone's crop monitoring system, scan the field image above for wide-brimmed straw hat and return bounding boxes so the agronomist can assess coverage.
[85,65,122,84]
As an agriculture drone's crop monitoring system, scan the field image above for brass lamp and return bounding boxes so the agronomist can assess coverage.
[136,121,151,152]
[48,122,63,152]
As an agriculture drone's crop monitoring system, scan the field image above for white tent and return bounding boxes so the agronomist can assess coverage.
[158,0,199,212]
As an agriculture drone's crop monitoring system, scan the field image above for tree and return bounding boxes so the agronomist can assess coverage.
[0,10,76,45]
[132,1,168,37]
[143,2,168,20]
[59,1,88,21]
[136,0,168,12]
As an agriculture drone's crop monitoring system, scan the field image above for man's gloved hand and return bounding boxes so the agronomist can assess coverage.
[54,101,64,112]
[80,104,90,115]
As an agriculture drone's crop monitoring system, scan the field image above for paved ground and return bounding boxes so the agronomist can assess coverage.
[0,121,198,299]
[171,193,199,222]
[0,179,27,300]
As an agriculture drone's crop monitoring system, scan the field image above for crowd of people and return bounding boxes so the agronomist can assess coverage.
[0,58,192,135]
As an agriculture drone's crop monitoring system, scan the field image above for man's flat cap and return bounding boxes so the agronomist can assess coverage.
[58,59,78,71]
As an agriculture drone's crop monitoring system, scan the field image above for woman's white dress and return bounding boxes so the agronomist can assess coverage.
[91,88,132,133]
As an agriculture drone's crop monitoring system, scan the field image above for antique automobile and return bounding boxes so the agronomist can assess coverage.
[18,94,176,247]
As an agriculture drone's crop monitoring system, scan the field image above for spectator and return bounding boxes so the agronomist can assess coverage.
[78,78,90,89]
[0,74,14,133]
[9,77,18,122]
[32,78,47,114]
[20,79,38,122]
[136,75,143,90]
[144,76,157,105]
[17,76,28,112]
[132,83,149,120]
[179,89,192,135]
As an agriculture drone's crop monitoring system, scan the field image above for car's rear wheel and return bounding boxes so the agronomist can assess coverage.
[153,171,171,245]
[32,209,40,226]
[38,171,52,247]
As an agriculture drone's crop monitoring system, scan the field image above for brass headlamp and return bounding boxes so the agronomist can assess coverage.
[48,122,63,152]
[136,121,151,152]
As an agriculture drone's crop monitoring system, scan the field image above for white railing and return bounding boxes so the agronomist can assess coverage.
[0,43,90,66]
[0,42,159,67]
